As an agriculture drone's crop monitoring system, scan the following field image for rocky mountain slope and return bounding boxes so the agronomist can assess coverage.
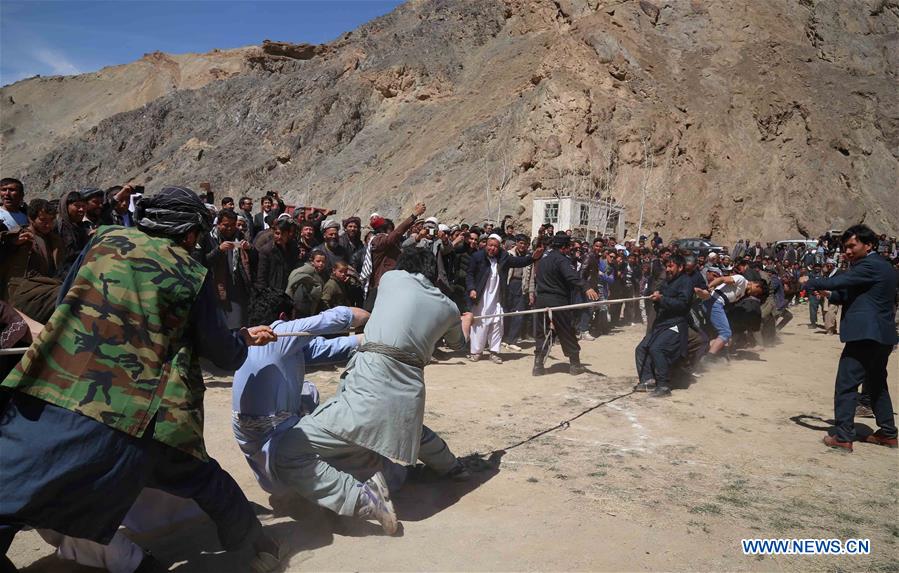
[1,0,897,241]
[1,46,258,172]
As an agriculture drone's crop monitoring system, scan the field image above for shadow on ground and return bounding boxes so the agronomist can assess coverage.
[789,414,876,441]
[394,451,503,522]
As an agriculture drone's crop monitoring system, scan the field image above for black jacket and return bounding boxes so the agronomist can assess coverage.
[535,249,589,300]
[253,211,274,235]
[255,242,298,292]
[651,272,693,329]
[805,252,898,346]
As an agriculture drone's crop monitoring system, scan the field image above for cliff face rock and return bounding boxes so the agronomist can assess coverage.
[2,0,897,241]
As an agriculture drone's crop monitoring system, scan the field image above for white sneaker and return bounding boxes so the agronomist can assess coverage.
[505,343,523,352]
[357,471,398,535]
[579,332,596,341]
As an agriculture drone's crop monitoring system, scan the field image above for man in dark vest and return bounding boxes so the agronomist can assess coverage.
[0,187,283,572]
[801,224,898,452]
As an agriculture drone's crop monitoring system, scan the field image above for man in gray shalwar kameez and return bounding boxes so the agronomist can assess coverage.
[271,247,472,534]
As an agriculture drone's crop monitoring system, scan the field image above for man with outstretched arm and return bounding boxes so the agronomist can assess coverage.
[800,224,898,452]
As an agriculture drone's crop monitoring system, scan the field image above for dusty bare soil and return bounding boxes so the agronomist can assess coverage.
[10,303,899,572]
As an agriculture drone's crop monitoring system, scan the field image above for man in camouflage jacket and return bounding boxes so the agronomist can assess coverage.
[0,187,281,572]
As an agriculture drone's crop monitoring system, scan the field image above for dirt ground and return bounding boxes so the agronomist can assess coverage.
[10,303,899,572]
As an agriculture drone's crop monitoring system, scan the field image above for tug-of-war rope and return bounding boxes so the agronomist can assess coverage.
[471,295,650,321]
[1,296,651,468]
[0,295,653,354]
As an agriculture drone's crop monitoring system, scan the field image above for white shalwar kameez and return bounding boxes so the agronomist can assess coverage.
[470,258,503,355]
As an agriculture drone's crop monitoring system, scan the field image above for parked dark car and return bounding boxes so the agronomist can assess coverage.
[673,238,725,256]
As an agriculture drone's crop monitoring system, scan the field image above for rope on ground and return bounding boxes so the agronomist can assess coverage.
[473,295,650,321]
[488,389,636,456]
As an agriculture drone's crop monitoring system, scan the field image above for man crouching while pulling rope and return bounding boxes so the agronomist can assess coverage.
[266,246,473,535]
[633,253,694,397]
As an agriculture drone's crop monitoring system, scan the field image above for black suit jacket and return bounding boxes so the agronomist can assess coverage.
[804,252,898,345]
[652,272,693,329]
[253,211,274,235]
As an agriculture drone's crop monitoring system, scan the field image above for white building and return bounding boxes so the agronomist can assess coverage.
[531,195,626,240]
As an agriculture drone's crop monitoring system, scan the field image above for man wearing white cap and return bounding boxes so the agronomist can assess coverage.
[312,218,348,271]
[466,234,542,363]
[703,251,720,274]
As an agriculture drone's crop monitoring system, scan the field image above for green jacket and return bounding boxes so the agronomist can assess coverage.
[286,263,326,316]
[2,226,212,460]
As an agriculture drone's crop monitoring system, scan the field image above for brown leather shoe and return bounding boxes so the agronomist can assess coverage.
[823,435,853,452]
[864,431,898,449]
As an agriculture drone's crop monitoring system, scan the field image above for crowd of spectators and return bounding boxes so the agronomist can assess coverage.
[2,177,898,381]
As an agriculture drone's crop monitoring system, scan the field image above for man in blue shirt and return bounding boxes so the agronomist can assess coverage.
[232,289,367,495]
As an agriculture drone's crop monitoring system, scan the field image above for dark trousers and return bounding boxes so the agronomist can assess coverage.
[590,305,610,336]
[608,287,626,325]
[0,393,260,554]
[644,300,656,336]
[503,279,525,344]
[571,291,590,333]
[832,341,896,441]
[534,294,580,359]
[363,286,378,312]
[635,326,683,387]
[808,296,820,325]
[776,307,793,330]
[626,286,642,324]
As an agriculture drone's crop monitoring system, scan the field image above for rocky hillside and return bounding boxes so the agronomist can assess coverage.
[1,46,259,172]
[1,0,897,241]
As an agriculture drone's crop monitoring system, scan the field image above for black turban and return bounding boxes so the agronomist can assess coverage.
[136,186,213,238]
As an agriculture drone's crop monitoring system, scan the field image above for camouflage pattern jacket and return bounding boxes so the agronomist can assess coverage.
[2,226,212,460]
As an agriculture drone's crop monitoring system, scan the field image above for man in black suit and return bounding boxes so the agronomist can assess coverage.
[801,224,898,452]
[253,195,276,235]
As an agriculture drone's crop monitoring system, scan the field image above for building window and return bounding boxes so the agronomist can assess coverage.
[579,204,589,226]
[544,202,559,225]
